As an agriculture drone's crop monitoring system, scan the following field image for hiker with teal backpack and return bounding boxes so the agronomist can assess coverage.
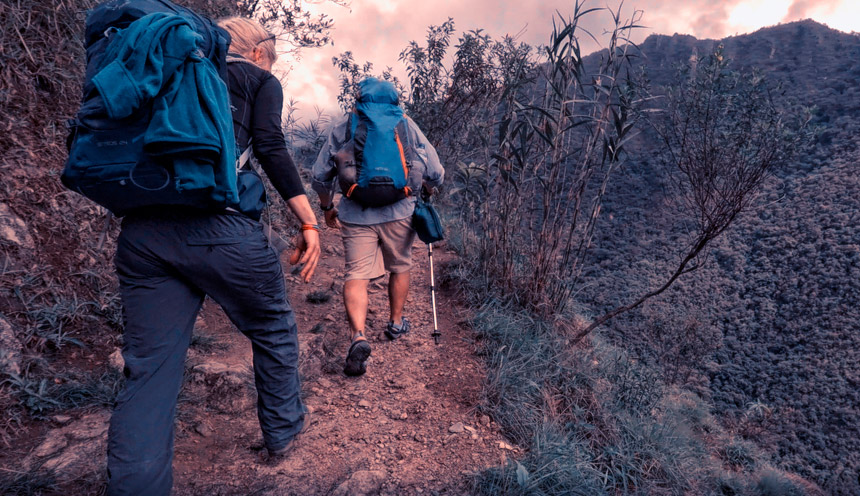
[312,78,444,377]
[63,2,319,493]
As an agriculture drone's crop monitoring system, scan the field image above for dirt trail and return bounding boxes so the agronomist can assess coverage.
[169,227,513,495]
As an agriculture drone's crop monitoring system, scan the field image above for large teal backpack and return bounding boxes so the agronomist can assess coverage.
[337,78,414,208]
[61,0,236,216]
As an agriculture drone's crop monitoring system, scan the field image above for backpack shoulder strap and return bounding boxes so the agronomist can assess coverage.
[394,118,413,167]
[236,146,253,171]
[227,56,258,171]
[350,113,367,168]
[345,112,358,142]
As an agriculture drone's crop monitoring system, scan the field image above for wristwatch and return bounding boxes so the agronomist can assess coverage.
[320,203,334,211]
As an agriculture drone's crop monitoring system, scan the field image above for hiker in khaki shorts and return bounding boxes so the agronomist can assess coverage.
[312,78,444,377]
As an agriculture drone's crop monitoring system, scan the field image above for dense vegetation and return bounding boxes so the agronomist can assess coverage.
[352,4,833,494]
[583,22,860,493]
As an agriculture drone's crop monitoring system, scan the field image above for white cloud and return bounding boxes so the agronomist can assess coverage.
[728,0,792,31]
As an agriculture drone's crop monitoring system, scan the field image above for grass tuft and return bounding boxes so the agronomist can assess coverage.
[0,469,59,496]
[2,370,122,418]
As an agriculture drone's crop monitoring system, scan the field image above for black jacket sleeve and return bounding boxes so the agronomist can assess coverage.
[251,74,306,201]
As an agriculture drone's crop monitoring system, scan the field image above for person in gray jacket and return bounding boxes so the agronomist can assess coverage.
[312,79,444,376]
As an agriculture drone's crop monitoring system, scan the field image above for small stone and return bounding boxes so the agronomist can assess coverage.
[358,400,371,408]
[463,425,476,433]
[68,414,110,440]
[108,348,124,372]
[325,314,336,322]
[51,415,73,425]
[0,203,35,250]
[0,316,23,376]
[331,470,386,496]
[400,412,408,420]
[449,422,465,433]
[480,415,491,426]
[499,441,515,450]
[33,433,69,457]
[194,422,214,438]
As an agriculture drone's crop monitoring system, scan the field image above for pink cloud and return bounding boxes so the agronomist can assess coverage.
[280,0,860,117]
[783,0,841,22]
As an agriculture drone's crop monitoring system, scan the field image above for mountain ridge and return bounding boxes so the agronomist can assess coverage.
[580,17,860,494]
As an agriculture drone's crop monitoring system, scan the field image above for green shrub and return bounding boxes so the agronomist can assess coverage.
[721,439,759,472]
[754,468,808,496]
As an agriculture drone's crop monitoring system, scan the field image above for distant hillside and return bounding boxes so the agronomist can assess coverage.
[580,20,860,494]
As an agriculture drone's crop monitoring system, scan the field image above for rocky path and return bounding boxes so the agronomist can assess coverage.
[166,227,513,495]
[12,225,514,495]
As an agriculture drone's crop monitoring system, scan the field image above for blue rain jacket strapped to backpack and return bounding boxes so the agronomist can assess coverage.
[62,0,237,215]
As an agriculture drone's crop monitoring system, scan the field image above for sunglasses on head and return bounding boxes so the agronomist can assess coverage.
[257,34,276,45]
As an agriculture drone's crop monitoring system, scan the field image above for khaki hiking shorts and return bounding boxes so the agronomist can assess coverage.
[341,218,417,280]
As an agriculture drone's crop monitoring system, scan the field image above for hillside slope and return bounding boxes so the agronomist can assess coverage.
[581,20,860,493]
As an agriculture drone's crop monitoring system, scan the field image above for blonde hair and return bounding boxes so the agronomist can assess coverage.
[217,16,277,65]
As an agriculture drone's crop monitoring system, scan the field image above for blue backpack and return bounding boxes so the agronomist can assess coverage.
[61,0,235,216]
[337,78,414,208]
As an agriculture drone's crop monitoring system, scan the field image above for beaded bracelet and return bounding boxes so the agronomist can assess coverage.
[301,224,320,232]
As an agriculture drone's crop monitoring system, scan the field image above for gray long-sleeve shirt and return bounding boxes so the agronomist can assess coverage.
[311,114,444,226]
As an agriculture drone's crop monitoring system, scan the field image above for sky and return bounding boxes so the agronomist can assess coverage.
[274,0,860,118]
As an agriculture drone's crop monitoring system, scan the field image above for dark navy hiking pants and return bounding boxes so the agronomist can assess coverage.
[107,211,304,495]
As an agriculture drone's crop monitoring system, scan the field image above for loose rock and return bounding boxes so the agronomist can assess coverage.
[0,315,22,376]
[51,415,73,425]
[23,412,109,482]
[0,203,35,251]
[449,422,465,434]
[194,422,214,438]
[331,470,387,496]
[108,348,124,373]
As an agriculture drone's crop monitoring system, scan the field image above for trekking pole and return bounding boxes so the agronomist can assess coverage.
[428,242,441,345]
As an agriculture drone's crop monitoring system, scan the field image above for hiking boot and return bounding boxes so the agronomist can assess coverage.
[385,317,410,340]
[261,409,312,465]
[344,338,371,377]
